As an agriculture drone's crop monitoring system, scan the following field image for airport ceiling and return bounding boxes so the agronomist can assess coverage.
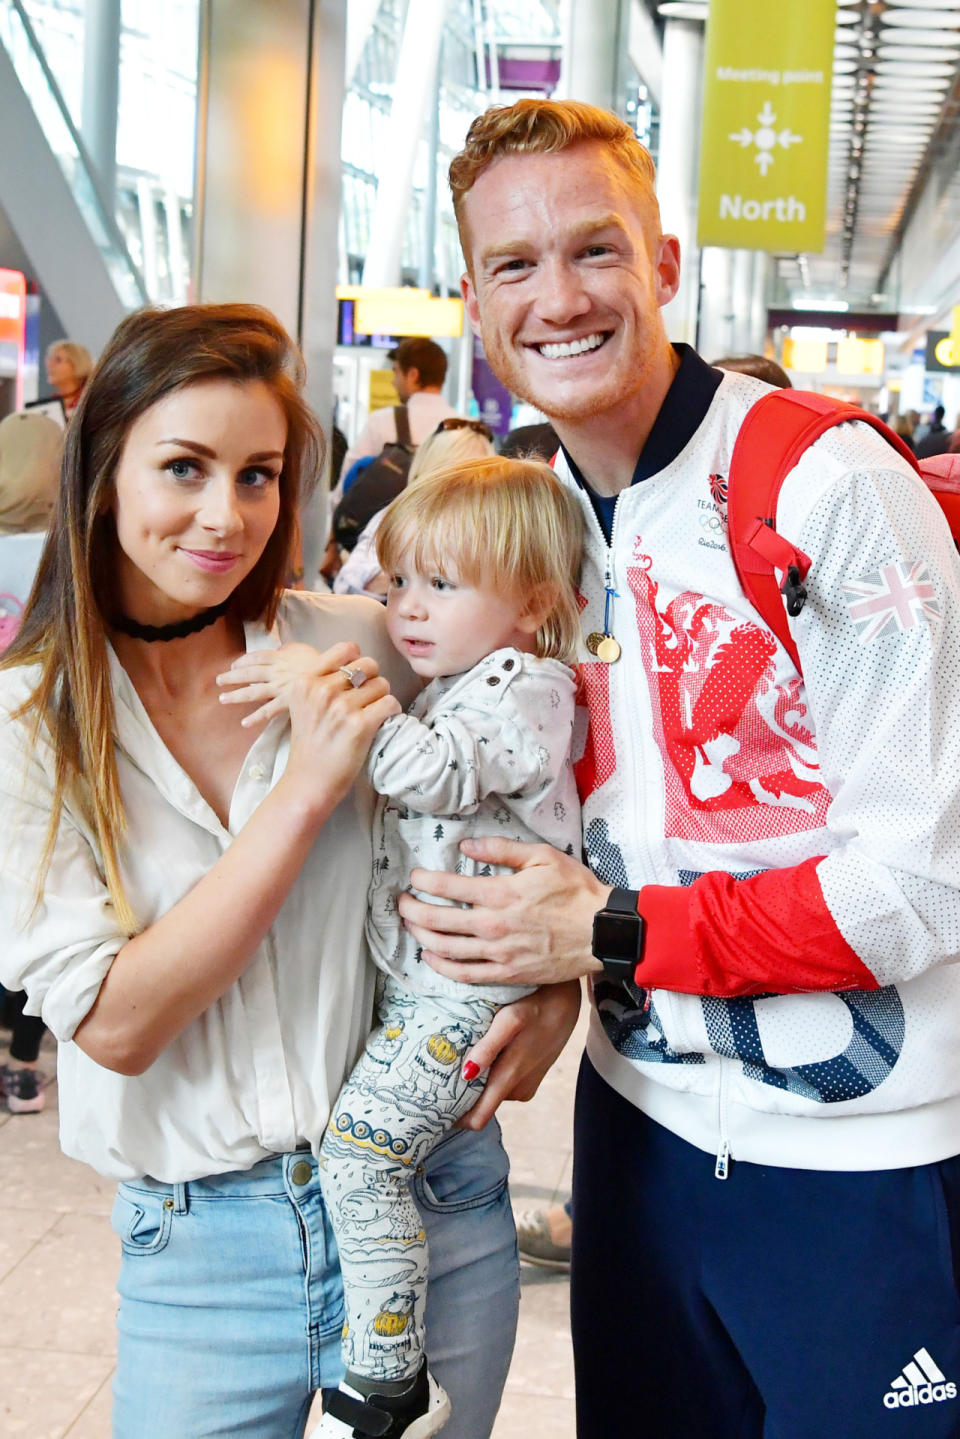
[654,0,960,316]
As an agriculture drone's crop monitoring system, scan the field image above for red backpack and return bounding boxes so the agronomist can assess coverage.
[727,389,960,674]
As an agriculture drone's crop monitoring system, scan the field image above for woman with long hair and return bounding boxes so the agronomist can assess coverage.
[0,304,577,1437]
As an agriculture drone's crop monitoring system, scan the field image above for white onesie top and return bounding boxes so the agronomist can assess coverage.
[365,646,582,1004]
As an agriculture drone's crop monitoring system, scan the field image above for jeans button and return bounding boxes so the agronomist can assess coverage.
[291,1160,312,1186]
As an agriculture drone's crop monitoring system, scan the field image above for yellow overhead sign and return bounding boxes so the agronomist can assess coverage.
[782,337,827,373]
[353,294,464,339]
[697,0,835,252]
[836,337,884,375]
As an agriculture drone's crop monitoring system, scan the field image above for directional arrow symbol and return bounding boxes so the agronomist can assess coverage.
[758,102,777,126]
[729,129,754,146]
[755,151,774,175]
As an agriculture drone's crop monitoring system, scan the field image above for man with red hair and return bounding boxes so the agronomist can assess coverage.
[398,98,960,1438]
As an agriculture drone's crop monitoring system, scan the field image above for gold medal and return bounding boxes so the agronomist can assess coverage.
[596,635,621,663]
[585,631,605,655]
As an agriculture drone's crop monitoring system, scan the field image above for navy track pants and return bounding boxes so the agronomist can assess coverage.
[571,1056,960,1438]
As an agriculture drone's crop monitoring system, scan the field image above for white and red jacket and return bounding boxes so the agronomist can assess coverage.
[557,358,960,1173]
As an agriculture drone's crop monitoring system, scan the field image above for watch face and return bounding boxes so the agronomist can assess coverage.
[595,910,641,962]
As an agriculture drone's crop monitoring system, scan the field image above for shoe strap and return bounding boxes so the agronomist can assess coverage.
[324,1387,393,1437]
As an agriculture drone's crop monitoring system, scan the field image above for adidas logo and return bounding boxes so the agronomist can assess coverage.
[883,1348,957,1409]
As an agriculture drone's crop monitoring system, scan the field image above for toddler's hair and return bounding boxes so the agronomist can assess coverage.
[376,455,583,662]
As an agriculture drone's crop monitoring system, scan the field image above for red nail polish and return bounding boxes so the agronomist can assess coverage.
[462,1060,480,1081]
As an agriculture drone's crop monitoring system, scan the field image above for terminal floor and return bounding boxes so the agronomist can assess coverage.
[0,1009,583,1437]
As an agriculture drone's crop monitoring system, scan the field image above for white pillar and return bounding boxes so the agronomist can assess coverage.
[361,0,447,289]
[730,249,754,354]
[657,17,704,347]
[345,0,380,86]
[418,41,442,292]
[195,0,347,584]
[557,0,622,109]
[82,0,121,210]
[748,251,771,354]
[696,247,734,362]
[301,0,348,583]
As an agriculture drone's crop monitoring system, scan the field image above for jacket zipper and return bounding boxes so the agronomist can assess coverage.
[715,1058,731,1179]
[601,495,660,891]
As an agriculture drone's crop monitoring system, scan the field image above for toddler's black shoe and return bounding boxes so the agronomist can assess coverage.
[317,1359,450,1437]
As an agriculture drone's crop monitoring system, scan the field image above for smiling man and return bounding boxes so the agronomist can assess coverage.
[393,99,960,1437]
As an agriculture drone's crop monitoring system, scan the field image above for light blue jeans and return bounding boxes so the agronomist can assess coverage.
[111,1123,519,1438]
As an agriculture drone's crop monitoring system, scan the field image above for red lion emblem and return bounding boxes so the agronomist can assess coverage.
[626,560,830,844]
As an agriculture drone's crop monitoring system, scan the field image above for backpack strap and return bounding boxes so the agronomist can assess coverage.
[393,404,412,449]
[727,389,919,675]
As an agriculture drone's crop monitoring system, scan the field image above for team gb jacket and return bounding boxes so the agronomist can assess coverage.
[556,356,960,1174]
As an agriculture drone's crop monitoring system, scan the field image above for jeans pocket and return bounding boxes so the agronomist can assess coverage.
[112,1184,175,1257]
[414,1124,510,1214]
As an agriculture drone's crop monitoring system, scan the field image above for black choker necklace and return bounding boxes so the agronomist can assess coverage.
[112,598,231,643]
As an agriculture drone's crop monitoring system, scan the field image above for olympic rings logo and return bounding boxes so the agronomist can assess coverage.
[699,513,725,534]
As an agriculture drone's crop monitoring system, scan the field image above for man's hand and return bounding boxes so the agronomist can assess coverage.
[457,979,582,1130]
[398,838,610,989]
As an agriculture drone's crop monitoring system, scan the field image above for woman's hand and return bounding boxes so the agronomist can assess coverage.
[220,641,400,811]
[457,980,582,1130]
[218,641,355,727]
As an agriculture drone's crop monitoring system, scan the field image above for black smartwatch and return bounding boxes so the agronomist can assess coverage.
[591,887,645,984]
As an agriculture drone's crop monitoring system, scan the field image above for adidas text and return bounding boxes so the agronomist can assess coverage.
[883,1381,956,1409]
[884,1350,956,1409]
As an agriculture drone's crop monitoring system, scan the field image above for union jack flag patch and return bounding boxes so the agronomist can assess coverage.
[709,472,728,509]
[841,561,941,644]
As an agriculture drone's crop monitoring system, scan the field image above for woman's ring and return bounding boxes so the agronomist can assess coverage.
[338,665,368,688]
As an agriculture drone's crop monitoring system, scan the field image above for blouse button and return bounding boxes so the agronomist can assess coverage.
[486,676,500,686]
[248,763,267,781]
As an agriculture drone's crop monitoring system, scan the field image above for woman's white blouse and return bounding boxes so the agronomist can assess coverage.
[0,592,414,1182]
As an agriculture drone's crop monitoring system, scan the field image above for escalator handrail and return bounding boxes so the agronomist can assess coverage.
[5,0,148,306]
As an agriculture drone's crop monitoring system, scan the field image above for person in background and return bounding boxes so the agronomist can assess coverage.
[0,303,576,1437]
[499,420,559,461]
[894,414,917,454]
[336,340,459,504]
[0,412,60,539]
[329,422,348,494]
[712,354,792,388]
[917,404,951,460]
[321,340,461,586]
[0,409,62,1111]
[44,339,93,419]
[333,418,494,599]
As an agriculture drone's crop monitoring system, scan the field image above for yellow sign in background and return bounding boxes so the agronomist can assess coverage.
[369,368,400,413]
[697,0,835,252]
